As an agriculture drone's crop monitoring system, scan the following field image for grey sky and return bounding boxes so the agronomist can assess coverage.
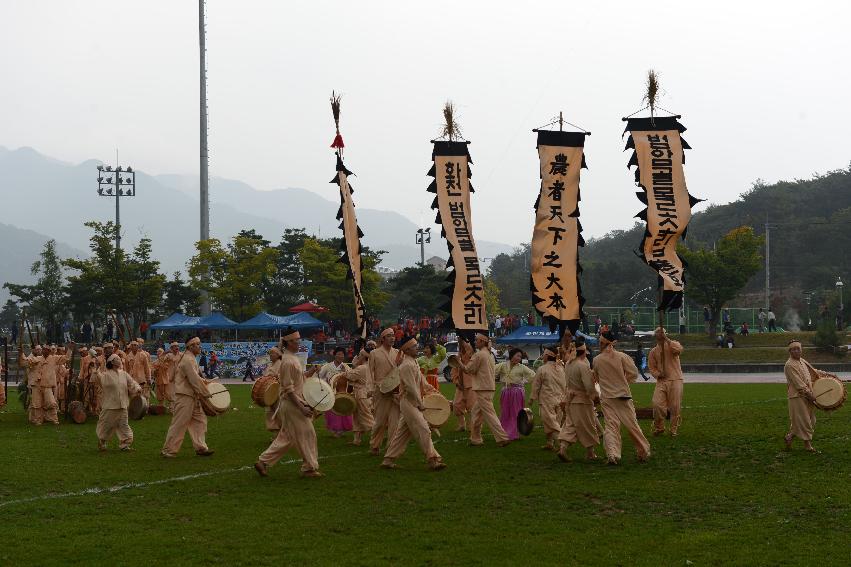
[2,0,849,247]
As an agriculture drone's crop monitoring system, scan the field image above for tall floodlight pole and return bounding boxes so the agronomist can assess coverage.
[416,228,431,265]
[199,0,211,315]
[96,164,135,253]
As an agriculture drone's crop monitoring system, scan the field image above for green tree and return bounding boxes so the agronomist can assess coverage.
[125,237,166,334]
[264,228,308,312]
[300,237,388,328]
[679,226,764,336]
[64,221,136,327]
[487,245,532,312]
[4,239,67,343]
[0,299,21,332]
[484,277,502,314]
[382,263,449,319]
[161,271,201,316]
[188,234,279,320]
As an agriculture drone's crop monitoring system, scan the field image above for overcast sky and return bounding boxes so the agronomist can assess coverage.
[2,0,850,246]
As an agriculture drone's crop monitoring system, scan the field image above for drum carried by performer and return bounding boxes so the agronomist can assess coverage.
[252,347,284,433]
[784,339,846,453]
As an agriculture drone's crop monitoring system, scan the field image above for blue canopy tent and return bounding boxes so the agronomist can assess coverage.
[150,313,202,330]
[284,312,325,330]
[495,326,598,347]
[238,311,326,331]
[237,312,292,330]
[194,312,239,330]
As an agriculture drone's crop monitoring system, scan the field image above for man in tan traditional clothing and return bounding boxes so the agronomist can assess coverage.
[647,327,685,436]
[341,348,375,446]
[450,338,475,432]
[530,346,566,451]
[558,343,600,461]
[93,354,141,451]
[368,328,400,455]
[262,347,284,433]
[19,345,46,424]
[381,336,446,471]
[784,339,828,453]
[594,331,650,465]
[161,337,214,458]
[125,341,152,400]
[461,333,510,447]
[158,342,181,405]
[255,328,322,478]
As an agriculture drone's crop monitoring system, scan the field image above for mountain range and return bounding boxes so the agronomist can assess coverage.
[0,145,514,301]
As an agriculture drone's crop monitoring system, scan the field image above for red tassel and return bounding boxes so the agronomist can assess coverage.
[331,134,345,149]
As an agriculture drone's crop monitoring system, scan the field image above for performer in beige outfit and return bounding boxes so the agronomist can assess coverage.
[783,339,828,452]
[20,345,60,425]
[381,336,446,471]
[342,349,375,445]
[158,342,181,405]
[369,328,400,455]
[558,343,600,461]
[594,332,651,465]
[647,328,685,436]
[125,341,152,400]
[262,347,284,433]
[93,354,141,451]
[530,347,567,450]
[255,328,322,478]
[161,337,214,458]
[462,333,510,447]
[450,338,475,432]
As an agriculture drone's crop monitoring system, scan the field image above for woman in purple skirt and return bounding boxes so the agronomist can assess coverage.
[495,348,536,440]
[318,347,354,437]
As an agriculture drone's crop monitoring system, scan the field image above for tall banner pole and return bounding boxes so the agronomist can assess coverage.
[329,92,368,346]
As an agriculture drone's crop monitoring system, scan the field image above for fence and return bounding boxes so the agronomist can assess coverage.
[582,306,768,334]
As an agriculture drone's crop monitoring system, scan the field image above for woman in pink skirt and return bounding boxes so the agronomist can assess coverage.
[318,347,353,437]
[495,348,535,440]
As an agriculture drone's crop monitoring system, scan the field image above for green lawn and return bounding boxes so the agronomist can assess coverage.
[1,384,849,566]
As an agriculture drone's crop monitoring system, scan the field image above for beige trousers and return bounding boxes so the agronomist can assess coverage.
[353,396,375,433]
[652,379,683,434]
[384,399,441,461]
[600,398,650,460]
[559,402,600,448]
[370,392,400,450]
[265,401,282,432]
[453,386,475,416]
[161,394,208,456]
[258,399,319,472]
[97,408,134,448]
[30,386,59,425]
[788,397,816,441]
[539,400,563,437]
[470,390,509,444]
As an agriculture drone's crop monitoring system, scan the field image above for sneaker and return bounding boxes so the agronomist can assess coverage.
[254,461,268,477]
[369,447,380,456]
[195,449,215,457]
[557,450,571,463]
[429,460,447,471]
[301,470,324,478]
[380,461,397,469]
[498,440,512,448]
[161,452,177,459]
[120,446,135,452]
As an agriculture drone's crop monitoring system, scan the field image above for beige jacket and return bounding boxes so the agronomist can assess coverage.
[592,348,638,399]
[174,353,208,398]
[648,340,684,381]
[95,369,141,410]
[463,348,496,391]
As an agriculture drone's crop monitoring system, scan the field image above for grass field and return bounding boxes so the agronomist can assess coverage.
[1,383,849,566]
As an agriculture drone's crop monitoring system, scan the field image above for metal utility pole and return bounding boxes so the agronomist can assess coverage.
[96,164,136,253]
[416,228,431,265]
[199,0,211,315]
[764,220,770,311]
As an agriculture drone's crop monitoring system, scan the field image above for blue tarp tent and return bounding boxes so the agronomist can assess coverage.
[238,312,291,330]
[284,312,325,330]
[150,313,202,330]
[194,312,239,330]
[495,326,599,346]
[238,312,324,331]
